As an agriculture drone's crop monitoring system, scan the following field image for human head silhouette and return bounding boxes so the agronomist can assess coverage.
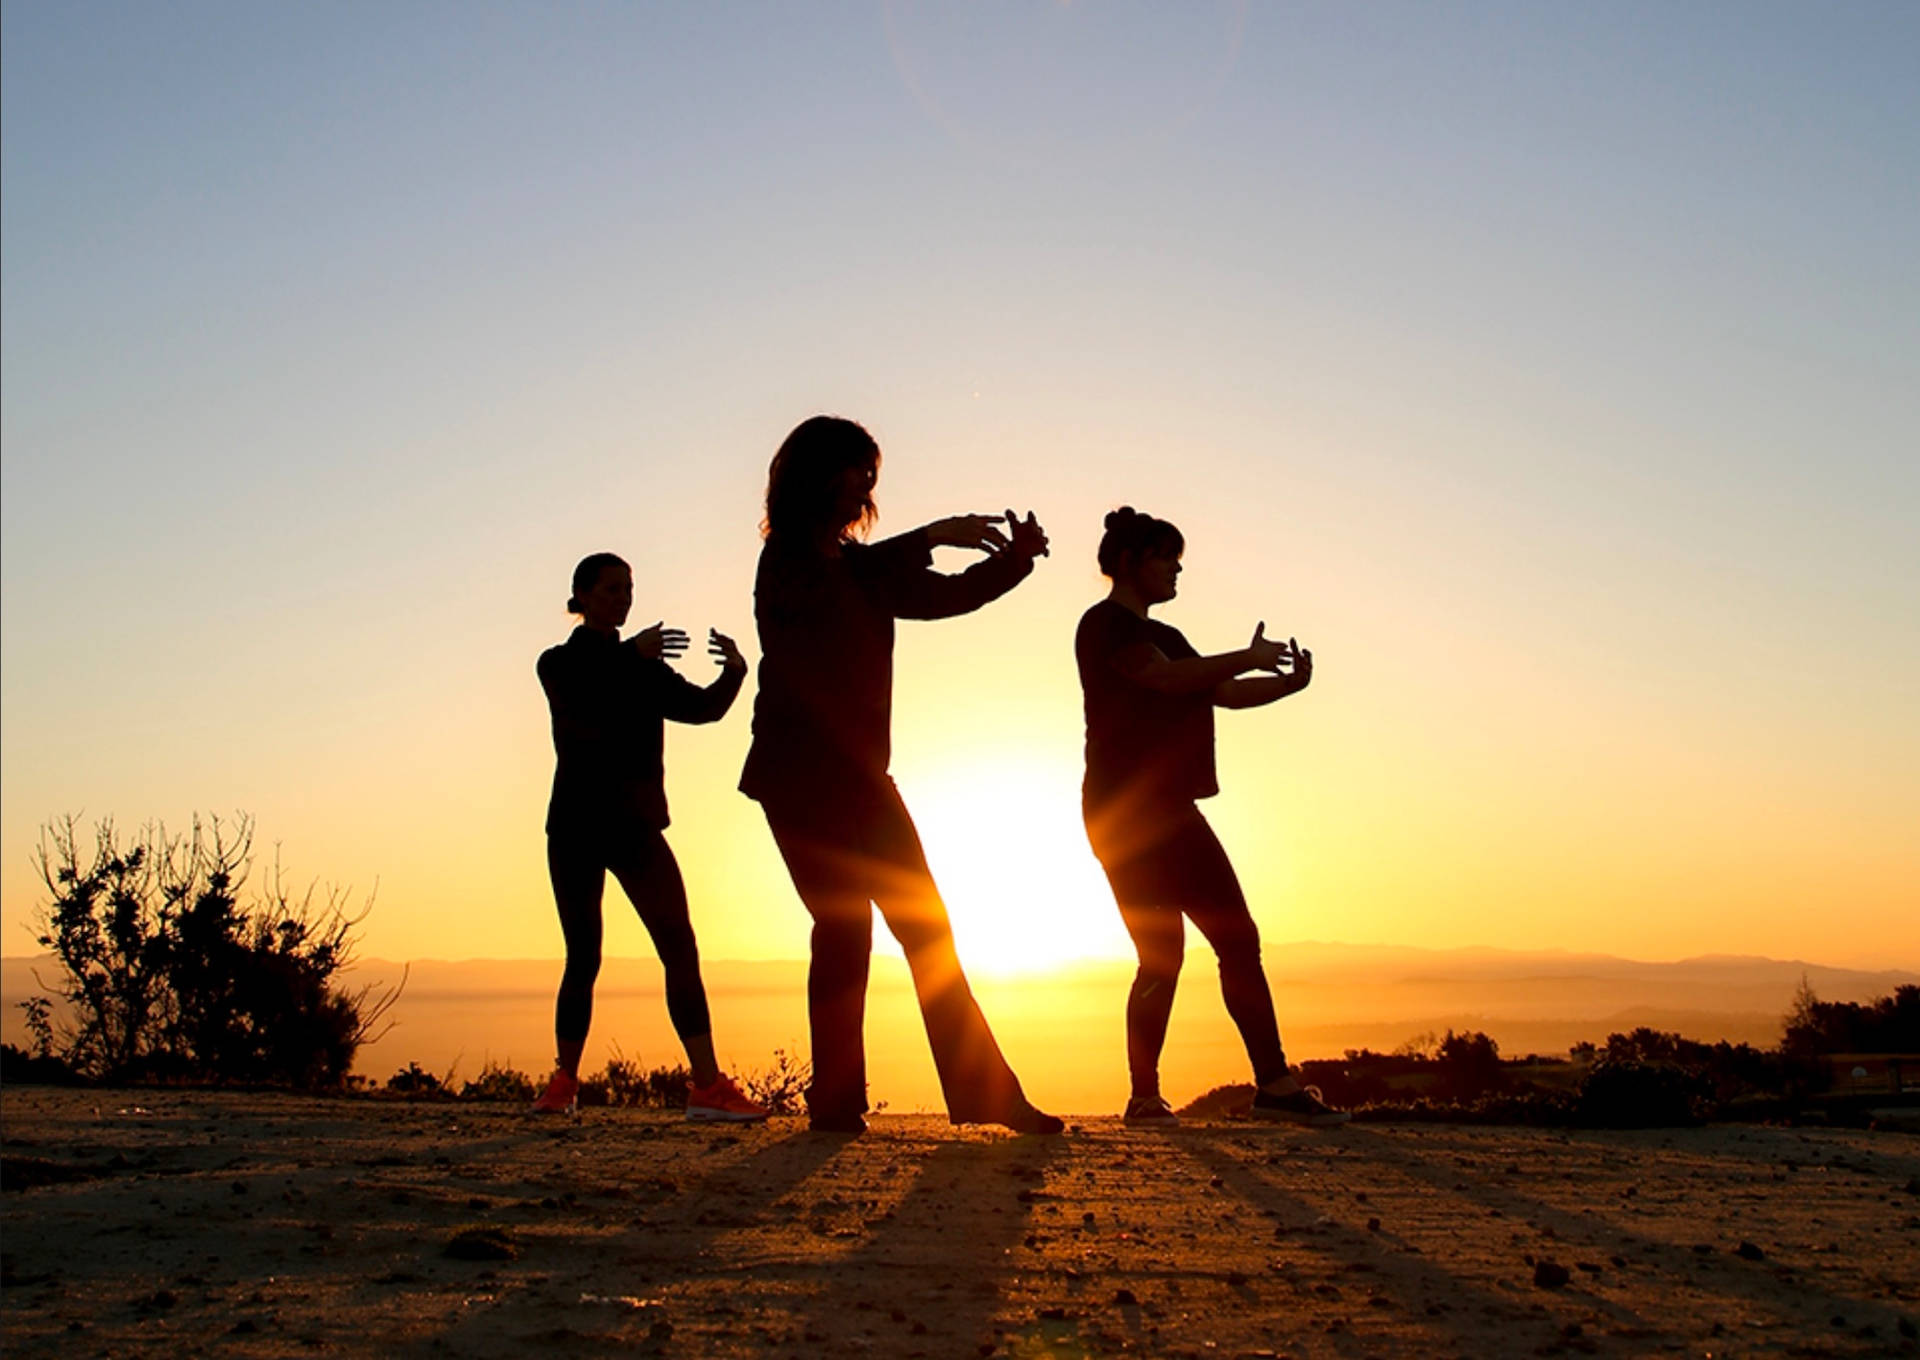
[568,552,632,630]
[1098,507,1185,605]
[1097,507,1184,575]
[763,415,882,544]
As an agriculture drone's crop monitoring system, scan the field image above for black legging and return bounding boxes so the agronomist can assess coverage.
[761,778,1026,1124]
[546,826,711,1045]
[1086,800,1287,1092]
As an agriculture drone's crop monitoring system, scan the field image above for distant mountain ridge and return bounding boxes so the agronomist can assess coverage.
[9,944,1911,1005]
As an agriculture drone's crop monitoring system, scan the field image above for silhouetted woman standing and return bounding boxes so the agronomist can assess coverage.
[741,415,1062,1135]
[1077,508,1347,1127]
[533,552,766,1121]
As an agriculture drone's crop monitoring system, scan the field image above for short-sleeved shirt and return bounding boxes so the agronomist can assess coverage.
[1076,600,1218,814]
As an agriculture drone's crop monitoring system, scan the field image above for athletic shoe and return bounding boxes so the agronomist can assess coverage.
[1003,1099,1065,1136]
[684,1074,769,1123]
[1122,1095,1181,1127]
[531,1069,579,1114]
[1250,1084,1349,1127]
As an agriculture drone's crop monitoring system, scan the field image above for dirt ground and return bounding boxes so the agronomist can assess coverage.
[2,1087,1917,1358]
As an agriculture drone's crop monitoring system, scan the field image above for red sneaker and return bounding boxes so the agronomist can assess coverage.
[531,1069,579,1114]
[685,1073,768,1123]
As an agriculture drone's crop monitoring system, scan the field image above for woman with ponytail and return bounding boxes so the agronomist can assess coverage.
[1077,508,1347,1127]
[532,551,766,1122]
[740,415,1062,1136]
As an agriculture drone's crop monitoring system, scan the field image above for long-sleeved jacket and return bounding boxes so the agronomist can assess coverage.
[739,528,1032,809]
[539,626,743,835]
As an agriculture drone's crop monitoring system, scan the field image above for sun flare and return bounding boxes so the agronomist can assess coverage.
[907,760,1132,977]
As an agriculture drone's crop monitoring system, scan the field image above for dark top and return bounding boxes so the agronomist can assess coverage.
[740,528,1033,810]
[538,626,743,835]
[1076,599,1218,813]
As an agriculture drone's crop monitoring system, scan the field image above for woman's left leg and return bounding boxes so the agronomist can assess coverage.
[864,781,1033,1125]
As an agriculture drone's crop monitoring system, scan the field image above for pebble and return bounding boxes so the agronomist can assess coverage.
[1532,1260,1571,1289]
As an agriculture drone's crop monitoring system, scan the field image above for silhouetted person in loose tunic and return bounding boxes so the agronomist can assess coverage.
[533,552,766,1122]
[741,415,1063,1135]
[1077,508,1348,1127]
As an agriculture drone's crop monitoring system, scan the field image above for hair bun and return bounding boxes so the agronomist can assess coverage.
[565,596,581,613]
[1104,506,1138,531]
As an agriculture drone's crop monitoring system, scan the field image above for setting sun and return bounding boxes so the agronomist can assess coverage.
[908,759,1132,977]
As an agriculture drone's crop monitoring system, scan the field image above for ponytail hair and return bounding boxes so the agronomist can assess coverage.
[1096,507,1184,577]
[567,551,628,614]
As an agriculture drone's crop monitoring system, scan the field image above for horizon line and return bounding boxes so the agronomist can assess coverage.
[8,943,1917,975]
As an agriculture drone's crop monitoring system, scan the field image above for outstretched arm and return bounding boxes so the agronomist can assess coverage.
[882,510,1048,620]
[1214,641,1313,709]
[654,628,748,724]
[1121,622,1290,696]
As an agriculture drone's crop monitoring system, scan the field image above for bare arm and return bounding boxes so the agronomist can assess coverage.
[1213,642,1313,709]
[1120,622,1288,695]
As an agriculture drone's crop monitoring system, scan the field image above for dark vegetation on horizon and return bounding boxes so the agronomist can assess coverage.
[1184,982,1920,1128]
[6,815,401,1089]
[1,814,821,1111]
[378,1047,813,1116]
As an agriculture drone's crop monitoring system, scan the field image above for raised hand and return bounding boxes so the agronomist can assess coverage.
[631,622,690,661]
[708,627,747,674]
[926,513,1010,554]
[1003,508,1050,560]
[1247,621,1287,672]
[1289,641,1312,686]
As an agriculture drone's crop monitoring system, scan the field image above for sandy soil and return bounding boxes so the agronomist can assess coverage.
[3,1088,1917,1358]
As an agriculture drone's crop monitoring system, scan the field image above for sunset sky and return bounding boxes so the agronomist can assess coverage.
[4,2,1916,977]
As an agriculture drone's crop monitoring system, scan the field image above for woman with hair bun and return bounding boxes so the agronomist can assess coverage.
[531,551,766,1122]
[1077,508,1347,1127]
[741,414,1062,1136]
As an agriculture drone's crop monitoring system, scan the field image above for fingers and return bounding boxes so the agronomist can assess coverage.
[1005,508,1051,557]
[945,513,1007,552]
[707,627,745,664]
[636,623,690,658]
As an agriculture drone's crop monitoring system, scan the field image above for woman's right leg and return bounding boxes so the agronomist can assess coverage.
[546,834,607,1078]
[605,831,717,1085]
[1089,803,1188,1104]
[1115,902,1185,1101]
[1166,811,1289,1088]
[764,813,876,1122]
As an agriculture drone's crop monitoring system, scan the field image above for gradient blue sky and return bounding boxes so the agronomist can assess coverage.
[4,2,1916,969]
